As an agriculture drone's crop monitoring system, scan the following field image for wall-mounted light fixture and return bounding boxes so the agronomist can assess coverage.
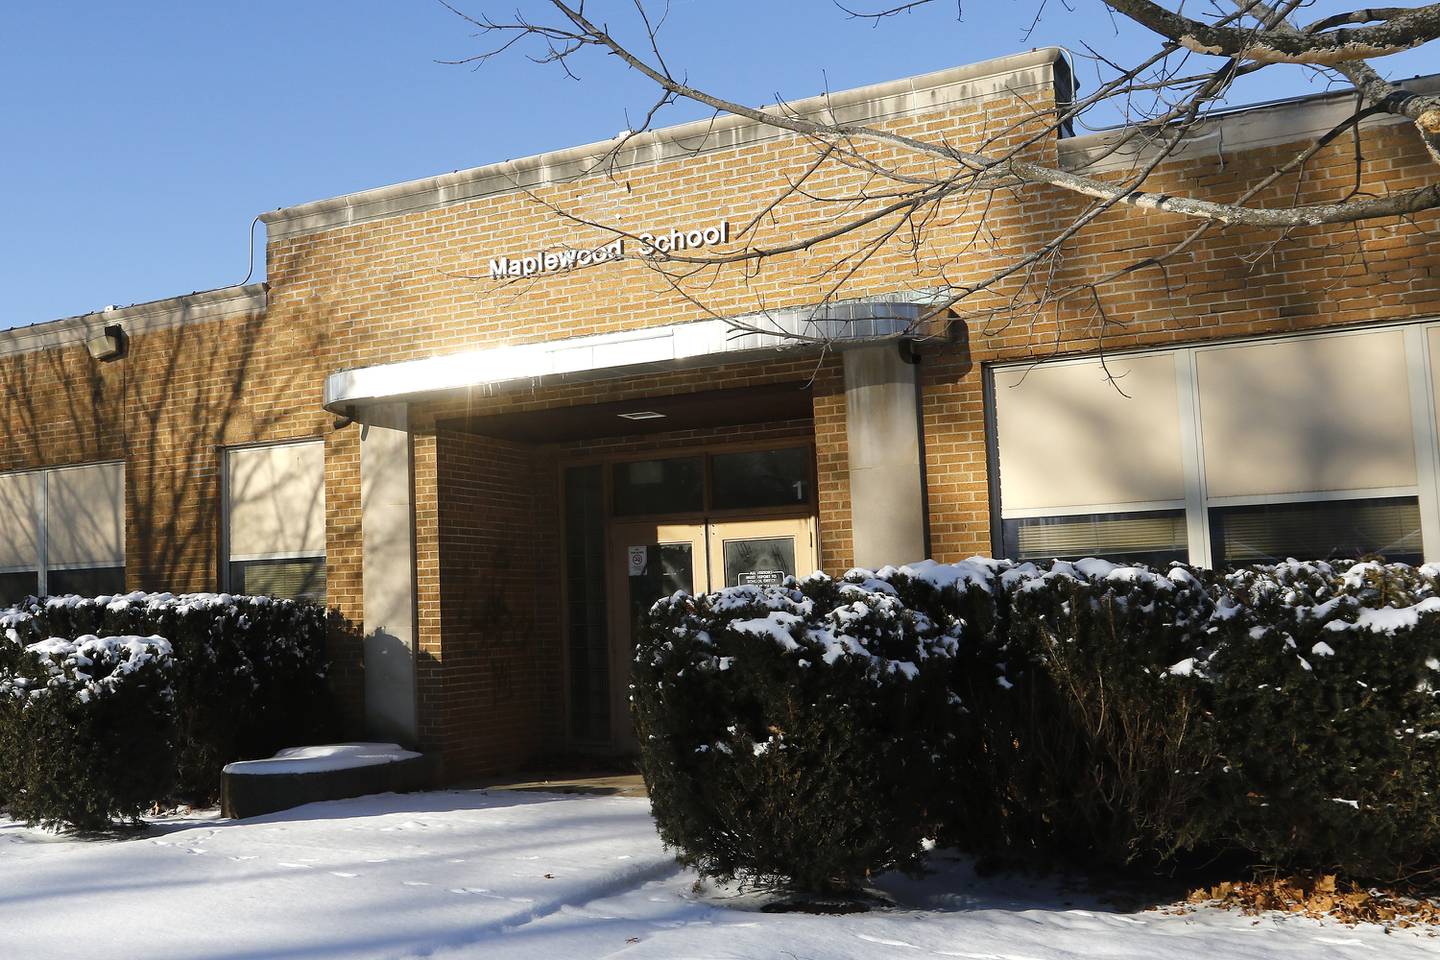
[85,323,128,362]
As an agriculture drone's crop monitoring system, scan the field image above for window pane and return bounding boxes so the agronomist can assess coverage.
[230,557,326,602]
[47,463,124,567]
[721,536,796,588]
[711,448,811,510]
[0,472,40,570]
[47,566,125,598]
[1196,331,1416,498]
[1210,497,1422,567]
[627,543,695,635]
[994,354,1186,510]
[227,442,326,558]
[0,570,37,606]
[612,457,703,516]
[1002,510,1188,566]
[564,465,609,743]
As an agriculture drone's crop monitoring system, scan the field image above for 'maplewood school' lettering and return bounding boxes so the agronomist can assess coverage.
[488,221,728,280]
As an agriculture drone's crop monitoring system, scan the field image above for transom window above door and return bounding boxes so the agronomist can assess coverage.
[609,445,814,518]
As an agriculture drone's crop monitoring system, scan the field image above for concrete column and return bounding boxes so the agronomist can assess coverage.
[360,404,419,746]
[844,343,930,569]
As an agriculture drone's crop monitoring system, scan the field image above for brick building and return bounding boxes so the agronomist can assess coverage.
[3,49,1439,780]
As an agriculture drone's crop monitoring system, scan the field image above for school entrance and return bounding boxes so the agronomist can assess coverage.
[563,441,820,750]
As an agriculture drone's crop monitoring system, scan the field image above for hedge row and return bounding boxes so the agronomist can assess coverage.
[0,592,332,827]
[633,558,1440,893]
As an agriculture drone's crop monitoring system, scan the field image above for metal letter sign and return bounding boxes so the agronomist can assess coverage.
[488,221,729,280]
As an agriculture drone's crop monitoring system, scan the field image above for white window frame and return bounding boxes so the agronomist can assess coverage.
[989,318,1440,567]
[0,461,126,596]
[220,439,327,592]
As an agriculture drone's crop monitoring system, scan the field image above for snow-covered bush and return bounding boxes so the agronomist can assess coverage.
[632,573,963,894]
[1,592,332,799]
[635,557,1440,886]
[956,559,1224,867]
[0,635,177,829]
[1204,561,1440,878]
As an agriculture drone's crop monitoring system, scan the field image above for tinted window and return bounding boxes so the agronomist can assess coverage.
[229,558,325,602]
[612,457,703,516]
[0,570,37,606]
[564,465,609,742]
[1002,510,1188,567]
[721,536,797,588]
[1209,497,1422,567]
[711,448,810,510]
[47,566,125,598]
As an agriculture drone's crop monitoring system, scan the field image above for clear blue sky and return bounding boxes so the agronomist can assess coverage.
[1,1,1434,329]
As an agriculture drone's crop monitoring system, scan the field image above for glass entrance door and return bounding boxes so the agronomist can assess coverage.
[605,516,816,748]
[707,518,816,589]
[608,522,709,747]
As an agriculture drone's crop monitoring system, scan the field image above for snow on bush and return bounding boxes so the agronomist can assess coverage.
[633,574,963,894]
[0,634,177,829]
[634,557,1440,889]
[0,591,332,803]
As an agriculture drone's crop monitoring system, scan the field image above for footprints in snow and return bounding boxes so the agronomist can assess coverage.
[150,824,573,901]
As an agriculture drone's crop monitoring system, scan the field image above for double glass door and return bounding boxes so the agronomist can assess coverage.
[607,517,816,746]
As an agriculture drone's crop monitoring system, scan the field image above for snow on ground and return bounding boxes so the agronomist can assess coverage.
[0,790,1434,960]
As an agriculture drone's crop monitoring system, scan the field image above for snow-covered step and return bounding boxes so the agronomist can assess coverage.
[221,743,435,818]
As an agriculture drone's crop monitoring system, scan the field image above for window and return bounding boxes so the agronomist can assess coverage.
[0,463,125,604]
[1194,331,1414,499]
[710,447,810,510]
[609,447,815,518]
[225,441,326,602]
[0,471,40,604]
[1002,510,1188,567]
[991,324,1440,566]
[1210,497,1422,567]
[564,464,609,743]
[612,457,703,516]
[994,353,1187,511]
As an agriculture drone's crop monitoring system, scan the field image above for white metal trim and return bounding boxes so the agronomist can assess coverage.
[1406,325,1440,564]
[1000,499,1186,520]
[36,470,47,596]
[1204,486,1420,508]
[323,299,941,415]
[228,552,327,564]
[1176,348,1213,567]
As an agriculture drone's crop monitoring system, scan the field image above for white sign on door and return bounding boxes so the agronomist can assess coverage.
[627,546,648,577]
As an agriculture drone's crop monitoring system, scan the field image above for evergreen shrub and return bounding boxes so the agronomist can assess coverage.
[633,557,1440,889]
[955,560,1223,867]
[1203,561,1440,879]
[1,591,331,800]
[632,574,962,893]
[0,635,177,830]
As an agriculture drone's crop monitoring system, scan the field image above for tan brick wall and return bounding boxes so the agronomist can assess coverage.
[0,310,364,731]
[4,72,1438,776]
